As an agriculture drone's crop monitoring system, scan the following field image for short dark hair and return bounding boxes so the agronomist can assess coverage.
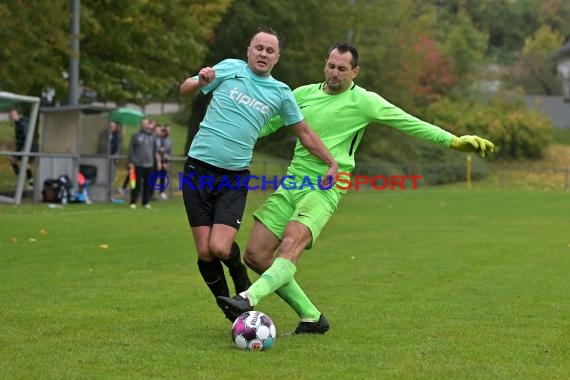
[251,26,283,50]
[327,42,359,68]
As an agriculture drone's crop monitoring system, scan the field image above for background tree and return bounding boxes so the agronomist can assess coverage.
[341,0,438,165]
[2,0,562,165]
[351,0,429,111]
[0,0,69,99]
[80,0,231,105]
[441,10,488,94]
[535,0,570,40]
[412,35,457,106]
[508,25,565,95]
[0,0,230,106]
[442,0,538,63]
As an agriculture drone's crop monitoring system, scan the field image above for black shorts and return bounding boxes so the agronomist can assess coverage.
[182,157,250,229]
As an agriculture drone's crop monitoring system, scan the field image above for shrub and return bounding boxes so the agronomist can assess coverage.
[423,97,554,159]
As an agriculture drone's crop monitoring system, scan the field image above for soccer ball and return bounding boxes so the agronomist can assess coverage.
[231,311,276,351]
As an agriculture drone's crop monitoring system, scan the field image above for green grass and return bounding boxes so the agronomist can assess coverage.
[1,188,569,379]
[553,128,570,145]
[0,120,13,147]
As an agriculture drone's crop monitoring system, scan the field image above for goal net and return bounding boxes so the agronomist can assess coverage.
[0,91,40,204]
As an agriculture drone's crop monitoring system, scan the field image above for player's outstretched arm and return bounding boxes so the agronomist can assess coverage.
[450,135,495,158]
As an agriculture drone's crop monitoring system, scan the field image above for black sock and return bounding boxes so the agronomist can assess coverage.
[221,242,242,271]
[221,242,251,294]
[12,163,19,175]
[197,258,229,298]
[26,169,33,181]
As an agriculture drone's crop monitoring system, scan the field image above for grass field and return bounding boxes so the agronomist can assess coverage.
[1,188,569,379]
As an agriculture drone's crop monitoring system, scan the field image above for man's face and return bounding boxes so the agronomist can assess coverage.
[9,110,20,121]
[247,32,280,76]
[324,49,359,94]
[141,119,152,131]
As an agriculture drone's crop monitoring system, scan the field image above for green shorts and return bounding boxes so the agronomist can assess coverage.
[253,186,342,249]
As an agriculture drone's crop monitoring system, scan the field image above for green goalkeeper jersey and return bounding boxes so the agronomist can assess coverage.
[262,82,453,184]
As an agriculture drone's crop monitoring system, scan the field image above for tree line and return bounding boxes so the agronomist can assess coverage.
[1,0,568,164]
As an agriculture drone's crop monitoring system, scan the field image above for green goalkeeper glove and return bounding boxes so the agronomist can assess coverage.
[450,135,495,158]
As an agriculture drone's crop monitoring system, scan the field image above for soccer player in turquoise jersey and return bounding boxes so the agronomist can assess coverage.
[217,41,494,333]
[179,27,337,322]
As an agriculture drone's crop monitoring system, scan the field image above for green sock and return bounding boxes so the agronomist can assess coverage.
[247,258,296,306]
[276,278,321,321]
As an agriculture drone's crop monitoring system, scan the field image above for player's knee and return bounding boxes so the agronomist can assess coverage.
[244,247,271,274]
[196,247,215,261]
[208,241,230,260]
[243,249,254,268]
[243,247,259,270]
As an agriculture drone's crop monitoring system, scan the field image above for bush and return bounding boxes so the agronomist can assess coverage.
[423,97,554,159]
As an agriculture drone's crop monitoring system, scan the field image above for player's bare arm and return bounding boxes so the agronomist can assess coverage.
[179,67,216,97]
[291,120,338,186]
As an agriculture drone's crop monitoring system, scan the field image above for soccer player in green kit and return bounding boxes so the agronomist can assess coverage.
[218,41,494,333]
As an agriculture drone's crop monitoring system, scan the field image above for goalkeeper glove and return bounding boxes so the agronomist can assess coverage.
[450,135,495,158]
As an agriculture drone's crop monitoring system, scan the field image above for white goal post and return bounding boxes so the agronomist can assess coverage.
[0,91,41,205]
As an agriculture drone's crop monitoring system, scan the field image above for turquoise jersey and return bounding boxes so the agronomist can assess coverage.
[188,59,303,170]
[262,82,453,186]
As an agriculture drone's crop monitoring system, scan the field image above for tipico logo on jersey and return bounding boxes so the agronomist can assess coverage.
[229,88,270,116]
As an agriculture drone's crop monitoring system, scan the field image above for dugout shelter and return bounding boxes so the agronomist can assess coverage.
[35,105,115,203]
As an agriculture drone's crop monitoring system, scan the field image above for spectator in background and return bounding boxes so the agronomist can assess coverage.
[150,123,164,201]
[128,118,159,209]
[8,108,34,188]
[108,121,123,191]
[109,121,123,156]
[157,125,172,199]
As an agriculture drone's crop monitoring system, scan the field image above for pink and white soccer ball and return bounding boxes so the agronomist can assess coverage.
[231,311,276,351]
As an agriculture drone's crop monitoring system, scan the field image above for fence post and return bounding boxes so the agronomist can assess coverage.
[466,154,472,190]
